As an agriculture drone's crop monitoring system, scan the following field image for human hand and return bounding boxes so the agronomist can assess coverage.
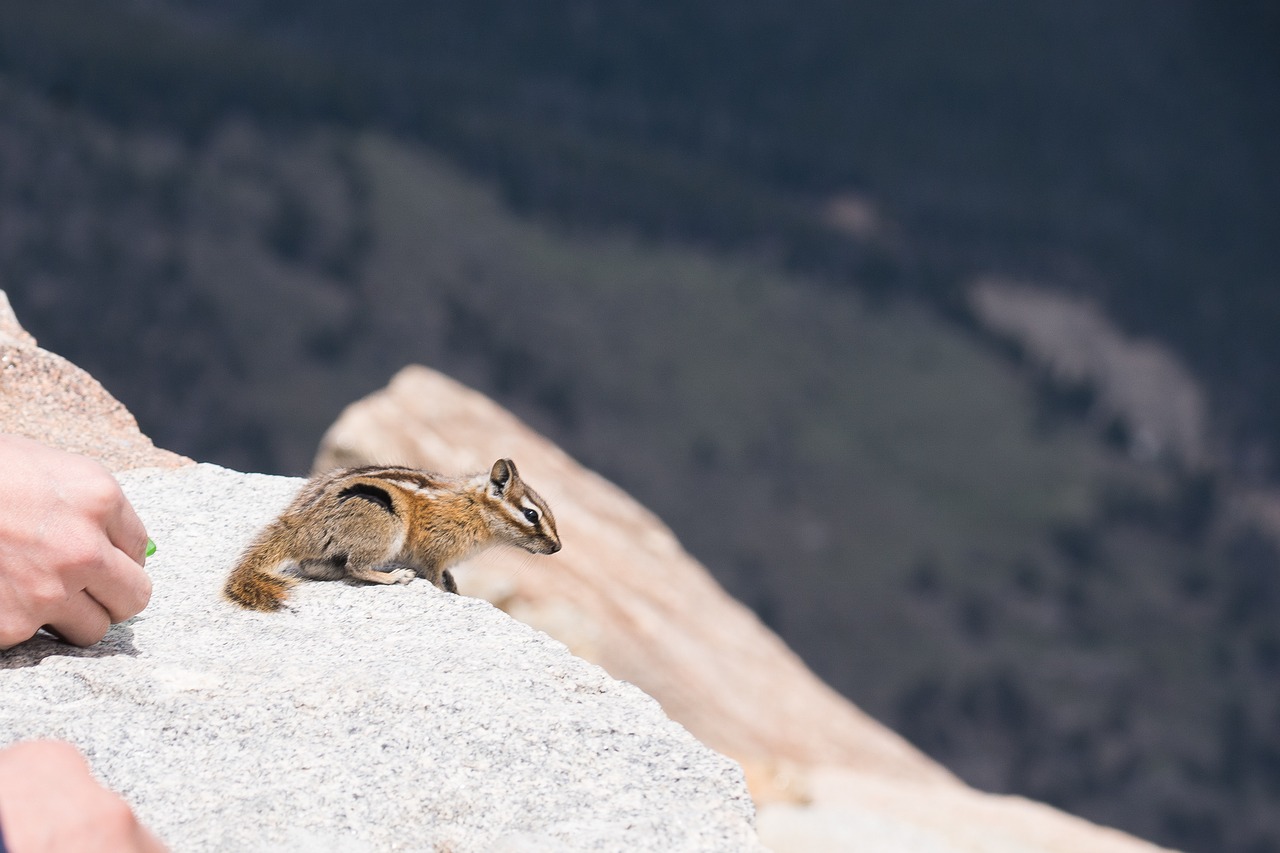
[0,740,167,852]
[0,435,152,649]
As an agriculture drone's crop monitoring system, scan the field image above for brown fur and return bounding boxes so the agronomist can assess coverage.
[223,459,560,611]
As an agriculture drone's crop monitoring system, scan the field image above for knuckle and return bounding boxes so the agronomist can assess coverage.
[60,535,106,573]
[27,574,70,610]
[79,473,123,515]
[108,576,151,625]
[0,618,38,649]
[66,617,110,648]
[135,572,153,608]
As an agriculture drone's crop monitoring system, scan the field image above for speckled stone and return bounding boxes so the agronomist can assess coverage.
[0,290,190,471]
[0,464,762,852]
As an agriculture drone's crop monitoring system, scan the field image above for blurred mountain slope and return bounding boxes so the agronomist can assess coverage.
[2,0,1276,469]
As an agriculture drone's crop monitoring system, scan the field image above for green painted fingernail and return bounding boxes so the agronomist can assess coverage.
[145,538,156,557]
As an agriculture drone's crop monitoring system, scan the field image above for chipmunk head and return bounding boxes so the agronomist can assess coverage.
[483,458,561,555]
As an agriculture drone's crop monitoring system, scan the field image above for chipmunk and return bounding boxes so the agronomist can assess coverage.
[224,458,561,611]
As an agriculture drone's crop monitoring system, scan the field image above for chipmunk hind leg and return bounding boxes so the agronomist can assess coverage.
[345,562,417,585]
[321,535,417,585]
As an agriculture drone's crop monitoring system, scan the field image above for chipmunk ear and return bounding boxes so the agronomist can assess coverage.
[489,458,518,495]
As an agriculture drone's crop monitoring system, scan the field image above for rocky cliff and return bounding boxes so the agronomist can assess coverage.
[316,364,1176,853]
[0,294,759,851]
[0,291,189,471]
[0,292,1172,852]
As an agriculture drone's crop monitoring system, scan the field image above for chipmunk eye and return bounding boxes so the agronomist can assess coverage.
[522,508,540,525]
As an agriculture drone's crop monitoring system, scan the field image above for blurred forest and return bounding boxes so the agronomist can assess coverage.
[0,2,1277,851]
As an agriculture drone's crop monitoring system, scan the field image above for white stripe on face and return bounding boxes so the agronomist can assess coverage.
[499,498,538,529]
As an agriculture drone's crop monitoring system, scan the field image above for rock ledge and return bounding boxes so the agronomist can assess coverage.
[0,464,760,852]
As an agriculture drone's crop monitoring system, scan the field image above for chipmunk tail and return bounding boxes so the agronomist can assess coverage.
[223,537,297,611]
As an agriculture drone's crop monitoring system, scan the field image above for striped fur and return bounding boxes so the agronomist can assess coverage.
[224,459,560,611]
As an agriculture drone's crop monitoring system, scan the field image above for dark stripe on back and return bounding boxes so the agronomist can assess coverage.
[337,483,396,514]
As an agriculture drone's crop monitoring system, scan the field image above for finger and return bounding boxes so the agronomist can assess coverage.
[102,490,149,565]
[42,590,111,647]
[84,548,153,624]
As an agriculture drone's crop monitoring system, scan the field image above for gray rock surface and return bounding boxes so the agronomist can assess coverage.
[0,464,761,852]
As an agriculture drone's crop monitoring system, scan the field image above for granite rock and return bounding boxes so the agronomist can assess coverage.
[314,364,1178,853]
[314,365,947,786]
[0,463,761,852]
[0,290,191,472]
[757,765,1174,853]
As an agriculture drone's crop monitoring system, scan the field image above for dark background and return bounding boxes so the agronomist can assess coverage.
[1,2,1278,849]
